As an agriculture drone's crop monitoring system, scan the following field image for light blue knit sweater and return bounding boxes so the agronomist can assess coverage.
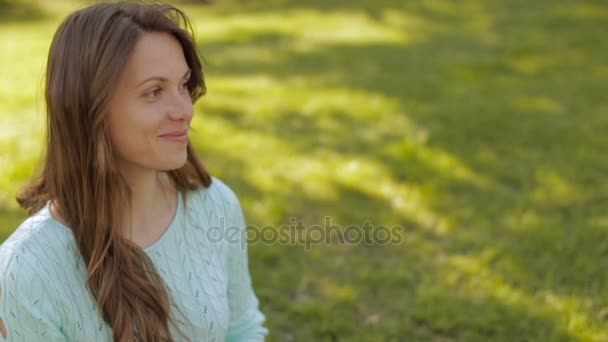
[0,177,268,341]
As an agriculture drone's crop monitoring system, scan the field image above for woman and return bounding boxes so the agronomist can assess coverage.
[0,1,268,341]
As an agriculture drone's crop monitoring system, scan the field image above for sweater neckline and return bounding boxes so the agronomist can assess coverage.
[40,191,183,254]
[143,190,183,253]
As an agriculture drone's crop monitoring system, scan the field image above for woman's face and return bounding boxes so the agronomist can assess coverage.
[107,31,194,173]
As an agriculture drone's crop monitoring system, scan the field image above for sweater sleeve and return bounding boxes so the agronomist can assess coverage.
[218,181,269,342]
[0,252,66,341]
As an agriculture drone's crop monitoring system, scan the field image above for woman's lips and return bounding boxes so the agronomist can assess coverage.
[159,130,188,144]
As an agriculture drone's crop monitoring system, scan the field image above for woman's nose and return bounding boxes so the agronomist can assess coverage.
[168,91,193,121]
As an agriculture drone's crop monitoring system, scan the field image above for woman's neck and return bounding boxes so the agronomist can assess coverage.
[121,168,171,214]
[49,164,178,249]
[117,162,177,246]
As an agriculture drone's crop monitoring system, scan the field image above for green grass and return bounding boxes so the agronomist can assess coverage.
[1,0,607,340]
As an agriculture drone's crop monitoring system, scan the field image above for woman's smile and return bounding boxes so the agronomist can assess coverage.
[159,129,188,144]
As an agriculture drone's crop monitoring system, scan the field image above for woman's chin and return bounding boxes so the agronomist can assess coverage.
[157,156,188,171]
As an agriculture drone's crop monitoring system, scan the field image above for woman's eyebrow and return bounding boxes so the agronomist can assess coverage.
[136,69,191,87]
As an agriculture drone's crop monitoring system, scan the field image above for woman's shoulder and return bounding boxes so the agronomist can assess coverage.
[0,206,80,282]
[0,209,75,339]
[187,175,241,209]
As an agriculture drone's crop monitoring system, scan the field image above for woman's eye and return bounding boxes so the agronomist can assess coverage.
[146,81,187,98]
[147,88,162,98]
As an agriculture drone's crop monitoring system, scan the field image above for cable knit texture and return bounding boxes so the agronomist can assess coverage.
[0,176,269,341]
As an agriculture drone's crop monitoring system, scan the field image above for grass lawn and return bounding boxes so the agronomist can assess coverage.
[1,0,607,340]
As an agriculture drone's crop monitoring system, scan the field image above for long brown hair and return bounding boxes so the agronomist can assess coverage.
[16,1,212,341]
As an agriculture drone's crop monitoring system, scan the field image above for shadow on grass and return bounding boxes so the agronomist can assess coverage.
[190,0,608,339]
[194,145,584,340]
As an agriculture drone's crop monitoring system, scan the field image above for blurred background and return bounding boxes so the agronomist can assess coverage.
[1,0,607,340]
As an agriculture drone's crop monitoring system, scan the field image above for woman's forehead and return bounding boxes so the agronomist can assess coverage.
[123,32,189,87]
